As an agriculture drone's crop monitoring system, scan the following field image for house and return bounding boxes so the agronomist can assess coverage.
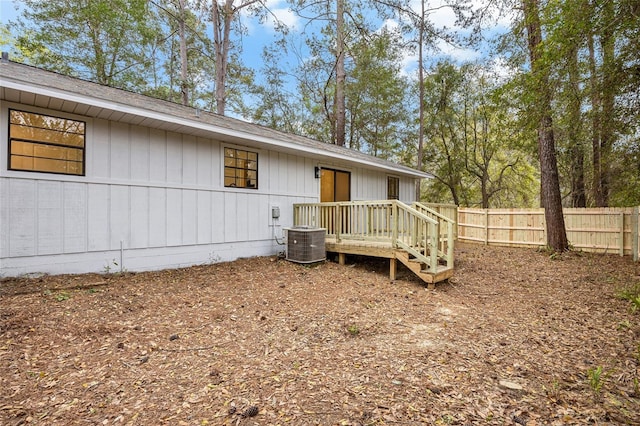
[0,59,429,277]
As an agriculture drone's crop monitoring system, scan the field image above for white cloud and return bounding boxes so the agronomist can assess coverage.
[239,0,299,35]
[265,7,299,30]
[263,0,299,31]
[436,39,481,62]
[380,18,400,33]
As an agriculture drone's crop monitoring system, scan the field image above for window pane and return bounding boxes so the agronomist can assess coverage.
[10,155,34,170]
[335,171,350,202]
[320,169,335,202]
[10,140,35,156]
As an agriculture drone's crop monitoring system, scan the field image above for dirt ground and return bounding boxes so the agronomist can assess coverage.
[2,242,640,425]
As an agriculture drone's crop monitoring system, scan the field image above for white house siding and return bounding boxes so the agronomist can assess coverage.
[0,105,321,276]
[0,102,416,277]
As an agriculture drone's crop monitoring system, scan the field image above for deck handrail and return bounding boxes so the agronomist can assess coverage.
[293,200,448,273]
[413,202,455,268]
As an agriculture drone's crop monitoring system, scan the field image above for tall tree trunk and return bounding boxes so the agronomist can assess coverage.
[334,0,346,146]
[598,0,615,206]
[178,0,189,106]
[567,45,586,207]
[212,0,233,115]
[415,0,425,202]
[523,0,569,251]
[587,29,603,205]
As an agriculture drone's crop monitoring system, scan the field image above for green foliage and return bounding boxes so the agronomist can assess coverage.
[617,283,640,313]
[420,61,538,207]
[55,292,70,302]
[345,29,411,161]
[13,0,159,89]
[250,44,305,133]
[346,324,360,336]
[586,366,605,395]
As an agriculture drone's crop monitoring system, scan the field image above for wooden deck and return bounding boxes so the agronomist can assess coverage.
[293,201,456,288]
[325,237,454,287]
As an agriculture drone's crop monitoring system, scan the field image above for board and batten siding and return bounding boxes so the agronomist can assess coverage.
[0,103,413,276]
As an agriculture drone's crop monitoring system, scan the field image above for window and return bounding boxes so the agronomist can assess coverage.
[9,109,85,176]
[224,147,258,189]
[388,176,400,200]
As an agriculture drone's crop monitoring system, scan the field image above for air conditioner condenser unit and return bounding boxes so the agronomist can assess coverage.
[285,227,326,263]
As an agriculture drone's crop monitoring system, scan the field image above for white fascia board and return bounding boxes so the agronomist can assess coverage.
[2,78,430,179]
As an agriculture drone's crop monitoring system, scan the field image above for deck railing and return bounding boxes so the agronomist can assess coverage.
[293,200,450,272]
[413,202,455,268]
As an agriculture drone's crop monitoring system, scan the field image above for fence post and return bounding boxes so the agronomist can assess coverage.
[541,209,547,247]
[620,211,625,256]
[633,206,639,262]
[484,209,489,245]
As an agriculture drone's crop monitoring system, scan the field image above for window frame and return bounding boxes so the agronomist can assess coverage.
[223,146,259,189]
[8,108,86,176]
[387,176,400,200]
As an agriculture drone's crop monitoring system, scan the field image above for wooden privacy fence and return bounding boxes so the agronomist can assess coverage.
[457,207,640,259]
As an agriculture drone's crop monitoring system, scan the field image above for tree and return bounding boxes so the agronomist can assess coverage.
[250,44,305,133]
[421,62,467,205]
[420,61,536,208]
[346,29,410,160]
[522,0,568,251]
[290,0,364,145]
[149,0,213,106]
[14,0,158,90]
[462,68,522,208]
[210,0,265,115]
[334,0,347,146]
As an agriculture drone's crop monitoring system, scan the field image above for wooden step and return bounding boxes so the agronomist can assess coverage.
[395,250,453,288]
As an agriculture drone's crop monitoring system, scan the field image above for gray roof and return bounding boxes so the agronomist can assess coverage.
[0,60,430,178]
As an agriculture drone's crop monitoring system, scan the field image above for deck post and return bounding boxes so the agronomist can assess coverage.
[336,204,342,243]
[392,201,398,248]
[447,221,454,267]
[390,257,397,281]
[339,253,346,265]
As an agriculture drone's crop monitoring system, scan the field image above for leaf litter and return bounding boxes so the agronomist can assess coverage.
[1,242,640,425]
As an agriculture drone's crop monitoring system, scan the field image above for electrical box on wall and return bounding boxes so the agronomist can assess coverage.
[271,205,280,219]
